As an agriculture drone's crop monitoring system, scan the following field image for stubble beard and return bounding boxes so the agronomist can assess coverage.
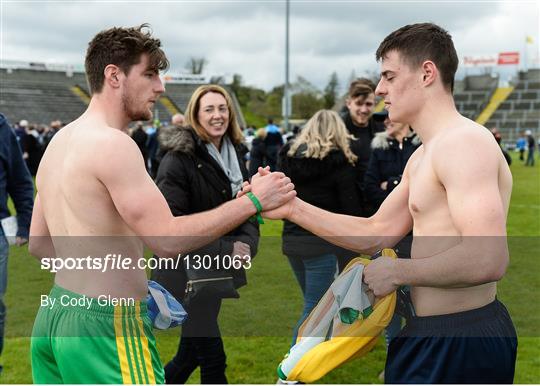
[122,90,152,122]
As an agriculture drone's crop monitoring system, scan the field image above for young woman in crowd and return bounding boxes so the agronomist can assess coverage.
[152,84,259,384]
[278,109,362,345]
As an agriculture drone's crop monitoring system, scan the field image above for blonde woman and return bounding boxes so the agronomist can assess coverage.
[278,109,362,345]
[151,84,259,384]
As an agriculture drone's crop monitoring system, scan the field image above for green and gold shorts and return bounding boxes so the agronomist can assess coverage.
[31,285,164,384]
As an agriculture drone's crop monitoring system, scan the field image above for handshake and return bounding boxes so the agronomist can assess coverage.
[237,166,297,221]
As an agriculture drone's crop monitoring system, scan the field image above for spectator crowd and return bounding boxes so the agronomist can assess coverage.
[1,75,537,383]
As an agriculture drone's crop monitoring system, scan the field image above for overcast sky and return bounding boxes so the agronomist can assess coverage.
[1,0,539,92]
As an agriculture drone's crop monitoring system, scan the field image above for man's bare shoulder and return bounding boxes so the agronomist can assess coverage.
[71,120,140,159]
[44,120,143,179]
[88,128,144,181]
[408,143,424,161]
[431,118,504,185]
[48,120,135,149]
[434,118,500,160]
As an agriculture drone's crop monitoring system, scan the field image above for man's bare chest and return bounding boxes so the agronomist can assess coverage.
[407,154,447,218]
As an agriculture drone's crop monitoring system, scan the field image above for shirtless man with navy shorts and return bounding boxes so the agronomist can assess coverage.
[256,23,517,383]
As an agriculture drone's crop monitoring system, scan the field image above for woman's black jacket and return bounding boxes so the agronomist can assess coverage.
[364,131,421,208]
[278,142,362,258]
[150,126,259,301]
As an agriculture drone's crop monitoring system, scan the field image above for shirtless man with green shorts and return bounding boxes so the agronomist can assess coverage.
[29,24,295,384]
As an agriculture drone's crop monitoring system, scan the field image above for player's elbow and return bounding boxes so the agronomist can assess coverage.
[28,240,40,259]
[146,239,180,260]
[161,243,185,260]
[490,254,509,282]
[28,237,50,260]
[143,229,191,259]
[479,253,509,283]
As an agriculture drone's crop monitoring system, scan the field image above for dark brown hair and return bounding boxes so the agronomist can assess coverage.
[349,78,376,98]
[348,78,375,99]
[85,23,169,95]
[375,23,458,92]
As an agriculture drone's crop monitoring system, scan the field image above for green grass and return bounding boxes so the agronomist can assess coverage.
[1,152,539,383]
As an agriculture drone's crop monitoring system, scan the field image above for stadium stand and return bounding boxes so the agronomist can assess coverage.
[0,64,246,127]
[0,67,88,124]
[453,74,498,121]
[0,62,534,138]
[485,69,540,141]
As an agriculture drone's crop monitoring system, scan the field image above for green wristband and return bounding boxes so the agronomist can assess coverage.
[246,192,264,224]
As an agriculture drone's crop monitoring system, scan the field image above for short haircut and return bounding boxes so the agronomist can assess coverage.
[185,84,244,145]
[348,78,375,99]
[375,22,458,92]
[85,23,169,95]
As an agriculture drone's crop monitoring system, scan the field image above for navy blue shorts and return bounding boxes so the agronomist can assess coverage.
[385,299,517,384]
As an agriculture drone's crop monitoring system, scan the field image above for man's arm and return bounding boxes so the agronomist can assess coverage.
[263,158,415,255]
[5,122,34,241]
[99,133,294,258]
[28,194,55,259]
[365,131,509,296]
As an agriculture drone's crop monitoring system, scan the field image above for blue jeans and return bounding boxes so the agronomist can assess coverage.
[526,149,535,166]
[287,254,337,347]
[0,233,8,373]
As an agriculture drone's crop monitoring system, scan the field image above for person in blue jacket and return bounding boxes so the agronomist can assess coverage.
[0,113,34,374]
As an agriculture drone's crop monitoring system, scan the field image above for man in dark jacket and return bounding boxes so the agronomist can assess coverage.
[0,113,34,375]
[340,78,384,216]
[525,129,536,166]
[264,119,284,171]
[131,121,149,168]
[364,114,421,209]
[248,128,267,178]
[490,127,511,166]
[22,123,44,176]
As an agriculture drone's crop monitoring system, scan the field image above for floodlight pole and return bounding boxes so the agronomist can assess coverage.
[284,0,290,131]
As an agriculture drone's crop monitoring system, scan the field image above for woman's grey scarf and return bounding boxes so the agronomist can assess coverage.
[206,135,243,197]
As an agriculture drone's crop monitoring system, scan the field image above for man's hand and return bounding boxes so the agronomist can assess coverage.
[363,256,399,297]
[249,168,295,211]
[232,241,251,264]
[15,236,28,247]
[238,167,296,220]
[237,167,270,199]
[236,181,251,198]
[261,198,297,220]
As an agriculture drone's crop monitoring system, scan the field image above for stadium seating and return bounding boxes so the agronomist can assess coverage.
[485,69,540,141]
[453,74,498,121]
[0,66,245,127]
[0,64,535,141]
[0,68,88,124]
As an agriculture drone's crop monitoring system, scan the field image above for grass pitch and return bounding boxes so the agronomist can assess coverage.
[1,152,538,383]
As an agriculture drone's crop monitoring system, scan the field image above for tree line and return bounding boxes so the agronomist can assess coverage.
[184,56,377,128]
[228,72,340,128]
